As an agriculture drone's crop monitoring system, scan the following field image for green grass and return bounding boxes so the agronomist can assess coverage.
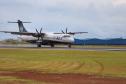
[0,76,36,84]
[0,76,57,84]
[0,48,126,77]
[0,76,59,84]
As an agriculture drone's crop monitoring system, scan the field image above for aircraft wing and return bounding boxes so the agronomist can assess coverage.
[54,32,88,35]
[67,32,88,35]
[0,31,45,36]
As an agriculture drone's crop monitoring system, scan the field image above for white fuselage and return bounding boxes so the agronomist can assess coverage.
[18,33,75,44]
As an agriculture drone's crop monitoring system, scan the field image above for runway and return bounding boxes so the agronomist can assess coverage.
[0,44,126,51]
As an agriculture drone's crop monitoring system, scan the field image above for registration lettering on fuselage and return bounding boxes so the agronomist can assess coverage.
[56,36,63,40]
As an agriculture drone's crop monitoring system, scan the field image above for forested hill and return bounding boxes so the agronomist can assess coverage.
[74,38,126,45]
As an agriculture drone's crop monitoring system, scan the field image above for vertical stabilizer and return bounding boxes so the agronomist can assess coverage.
[17,20,27,32]
[8,20,31,32]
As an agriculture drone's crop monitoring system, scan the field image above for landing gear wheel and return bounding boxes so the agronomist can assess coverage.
[51,44,54,48]
[68,44,71,48]
[37,44,41,47]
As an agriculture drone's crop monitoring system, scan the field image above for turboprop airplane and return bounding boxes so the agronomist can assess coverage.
[0,20,88,48]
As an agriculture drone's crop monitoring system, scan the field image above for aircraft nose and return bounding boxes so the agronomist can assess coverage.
[70,38,74,43]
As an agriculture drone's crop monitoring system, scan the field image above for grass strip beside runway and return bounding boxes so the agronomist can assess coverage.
[0,48,126,77]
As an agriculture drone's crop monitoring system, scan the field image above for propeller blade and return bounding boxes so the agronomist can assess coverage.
[66,27,68,33]
[41,35,43,41]
[37,37,40,40]
[62,30,65,34]
[36,29,39,34]
[40,28,42,34]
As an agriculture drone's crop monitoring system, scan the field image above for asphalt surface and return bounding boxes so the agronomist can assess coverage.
[0,44,126,51]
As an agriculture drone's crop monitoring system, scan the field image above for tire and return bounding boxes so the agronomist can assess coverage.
[37,44,41,47]
[68,44,71,48]
[51,44,54,48]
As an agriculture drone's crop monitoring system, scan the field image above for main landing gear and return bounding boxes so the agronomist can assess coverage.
[37,44,41,47]
[37,43,71,48]
[37,42,41,47]
[51,44,55,48]
[68,44,71,48]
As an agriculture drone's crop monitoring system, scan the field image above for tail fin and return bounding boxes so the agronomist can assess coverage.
[8,20,31,32]
[17,20,27,32]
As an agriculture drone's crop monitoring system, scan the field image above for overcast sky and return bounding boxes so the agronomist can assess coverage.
[0,0,126,40]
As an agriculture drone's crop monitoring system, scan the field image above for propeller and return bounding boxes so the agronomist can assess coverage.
[61,27,68,34]
[61,27,88,35]
[66,27,68,33]
[61,30,65,34]
[36,28,44,42]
